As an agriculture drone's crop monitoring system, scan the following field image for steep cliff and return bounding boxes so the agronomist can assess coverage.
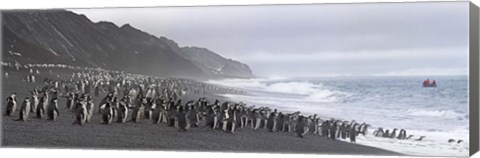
[179,47,253,78]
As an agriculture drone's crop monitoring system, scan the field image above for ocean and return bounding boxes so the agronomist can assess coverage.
[206,76,469,156]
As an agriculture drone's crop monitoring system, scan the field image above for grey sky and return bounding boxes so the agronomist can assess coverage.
[71,2,469,77]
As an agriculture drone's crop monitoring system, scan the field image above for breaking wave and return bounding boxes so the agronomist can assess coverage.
[206,76,469,156]
[207,79,348,103]
[406,108,467,119]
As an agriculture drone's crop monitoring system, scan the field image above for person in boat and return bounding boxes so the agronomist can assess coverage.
[431,80,437,87]
[423,78,430,87]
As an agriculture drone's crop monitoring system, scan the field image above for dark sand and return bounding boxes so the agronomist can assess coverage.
[1,67,401,156]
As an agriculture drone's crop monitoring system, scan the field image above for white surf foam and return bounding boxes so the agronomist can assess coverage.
[351,129,469,156]
[206,77,469,156]
[207,78,348,103]
[406,108,466,119]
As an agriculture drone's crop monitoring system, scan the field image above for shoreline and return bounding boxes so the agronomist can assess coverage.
[204,77,470,157]
[1,66,402,156]
[2,111,401,156]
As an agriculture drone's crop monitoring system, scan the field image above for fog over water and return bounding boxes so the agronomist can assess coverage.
[71,1,468,77]
[67,2,471,156]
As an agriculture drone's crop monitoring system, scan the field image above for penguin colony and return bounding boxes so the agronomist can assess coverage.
[4,64,461,144]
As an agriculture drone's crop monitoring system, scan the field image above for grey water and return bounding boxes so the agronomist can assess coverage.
[208,75,469,156]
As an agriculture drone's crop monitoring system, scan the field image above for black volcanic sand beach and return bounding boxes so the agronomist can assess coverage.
[1,67,400,156]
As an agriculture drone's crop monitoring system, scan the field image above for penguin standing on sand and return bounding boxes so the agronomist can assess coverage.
[5,93,18,116]
[66,93,75,110]
[239,106,249,128]
[47,98,59,121]
[282,114,291,132]
[296,116,306,137]
[102,102,114,124]
[321,120,330,137]
[42,91,49,111]
[131,99,145,123]
[290,115,298,133]
[397,129,404,139]
[99,93,113,113]
[359,123,370,136]
[290,112,300,133]
[143,98,153,120]
[73,100,88,125]
[167,101,177,126]
[389,128,398,138]
[276,113,285,132]
[234,105,242,128]
[345,124,352,139]
[94,84,100,97]
[206,105,218,129]
[218,102,229,129]
[220,108,229,132]
[151,99,160,123]
[330,121,337,140]
[30,90,39,113]
[157,99,168,124]
[86,96,95,123]
[252,109,262,130]
[340,122,347,139]
[37,92,49,119]
[18,97,31,121]
[226,107,237,133]
[350,124,358,143]
[176,106,189,131]
[117,100,128,123]
[309,115,319,135]
[373,128,385,137]
[187,103,199,127]
[111,97,119,120]
[397,129,407,140]
[262,109,270,130]
[67,93,77,111]
[383,129,390,138]
[36,97,46,119]
[304,116,312,134]
[266,109,278,132]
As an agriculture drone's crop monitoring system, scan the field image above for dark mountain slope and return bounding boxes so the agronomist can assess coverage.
[2,10,207,78]
[179,47,253,78]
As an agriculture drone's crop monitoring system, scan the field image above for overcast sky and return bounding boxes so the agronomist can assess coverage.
[71,2,469,77]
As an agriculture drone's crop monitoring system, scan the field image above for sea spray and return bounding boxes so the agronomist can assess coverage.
[207,75,468,156]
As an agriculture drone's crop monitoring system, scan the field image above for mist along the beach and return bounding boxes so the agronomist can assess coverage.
[207,75,469,156]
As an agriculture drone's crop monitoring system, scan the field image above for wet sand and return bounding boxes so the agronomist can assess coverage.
[1,67,401,156]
